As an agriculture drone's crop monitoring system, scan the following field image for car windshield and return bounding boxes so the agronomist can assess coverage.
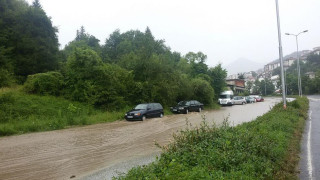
[220,95,231,99]
[134,104,147,110]
[178,101,187,106]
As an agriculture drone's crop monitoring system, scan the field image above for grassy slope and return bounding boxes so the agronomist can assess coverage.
[117,97,308,179]
[0,87,181,136]
[0,88,125,136]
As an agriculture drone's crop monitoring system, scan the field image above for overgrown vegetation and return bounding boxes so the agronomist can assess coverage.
[1,0,227,110]
[116,97,308,179]
[0,89,126,136]
[0,0,227,137]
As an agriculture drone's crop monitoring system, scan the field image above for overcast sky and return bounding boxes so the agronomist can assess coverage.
[26,0,320,68]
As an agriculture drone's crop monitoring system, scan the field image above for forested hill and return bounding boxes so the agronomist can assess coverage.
[0,0,59,84]
[1,0,227,109]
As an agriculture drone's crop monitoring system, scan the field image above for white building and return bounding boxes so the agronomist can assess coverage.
[306,72,316,79]
[283,57,296,69]
[313,47,320,55]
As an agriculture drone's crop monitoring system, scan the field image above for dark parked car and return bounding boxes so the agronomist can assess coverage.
[170,100,204,114]
[125,103,164,121]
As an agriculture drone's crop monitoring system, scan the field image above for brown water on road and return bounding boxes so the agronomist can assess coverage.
[0,98,280,180]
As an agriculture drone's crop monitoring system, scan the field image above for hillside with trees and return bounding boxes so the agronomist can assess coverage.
[0,0,59,85]
[1,0,227,112]
[269,53,320,95]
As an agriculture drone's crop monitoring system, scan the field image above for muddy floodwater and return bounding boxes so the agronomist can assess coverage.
[0,98,281,180]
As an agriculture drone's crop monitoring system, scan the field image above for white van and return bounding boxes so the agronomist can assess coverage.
[218,90,234,106]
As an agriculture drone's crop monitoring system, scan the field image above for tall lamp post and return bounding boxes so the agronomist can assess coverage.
[285,30,308,97]
[275,0,287,109]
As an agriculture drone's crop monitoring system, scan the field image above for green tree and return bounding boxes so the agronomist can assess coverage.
[285,74,298,95]
[191,78,215,106]
[64,47,133,109]
[259,79,275,96]
[238,73,245,79]
[252,80,261,94]
[63,26,101,58]
[184,52,208,77]
[208,64,227,99]
[0,0,59,82]
[272,67,281,76]
[32,0,42,8]
[0,46,14,87]
[246,81,253,93]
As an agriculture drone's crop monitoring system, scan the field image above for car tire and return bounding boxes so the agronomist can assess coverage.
[141,115,146,121]
[185,109,189,114]
[159,113,163,118]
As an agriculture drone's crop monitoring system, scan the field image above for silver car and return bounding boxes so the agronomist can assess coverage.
[233,96,246,105]
[245,96,255,103]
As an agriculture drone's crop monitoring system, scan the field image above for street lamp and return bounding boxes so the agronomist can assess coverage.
[285,30,308,97]
[275,0,287,109]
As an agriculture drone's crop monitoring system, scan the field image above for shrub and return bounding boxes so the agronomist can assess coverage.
[0,89,122,136]
[191,78,215,106]
[64,47,134,109]
[0,68,15,87]
[23,71,64,96]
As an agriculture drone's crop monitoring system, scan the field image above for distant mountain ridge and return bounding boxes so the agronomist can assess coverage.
[224,58,265,75]
[225,49,313,76]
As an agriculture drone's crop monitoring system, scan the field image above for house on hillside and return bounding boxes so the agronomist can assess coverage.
[226,79,245,94]
[226,74,238,80]
[284,57,296,69]
[264,61,280,74]
[312,47,320,55]
[305,72,316,79]
[264,49,314,74]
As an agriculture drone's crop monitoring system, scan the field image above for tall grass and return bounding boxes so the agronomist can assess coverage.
[0,89,126,136]
[116,97,309,179]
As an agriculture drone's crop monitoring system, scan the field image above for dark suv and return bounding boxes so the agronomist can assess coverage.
[170,100,204,114]
[125,103,164,121]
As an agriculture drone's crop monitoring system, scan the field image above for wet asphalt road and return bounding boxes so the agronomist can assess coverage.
[0,98,281,180]
[299,95,320,180]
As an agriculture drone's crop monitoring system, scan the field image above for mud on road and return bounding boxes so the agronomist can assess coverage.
[0,98,281,180]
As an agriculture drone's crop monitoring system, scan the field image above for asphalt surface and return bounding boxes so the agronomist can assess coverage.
[0,98,281,180]
[299,95,320,180]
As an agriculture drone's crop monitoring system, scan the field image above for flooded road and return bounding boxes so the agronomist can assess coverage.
[0,97,281,180]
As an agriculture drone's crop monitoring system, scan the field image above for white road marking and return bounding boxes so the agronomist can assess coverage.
[308,110,313,180]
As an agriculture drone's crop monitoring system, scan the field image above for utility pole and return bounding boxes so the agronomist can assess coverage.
[285,30,308,97]
[275,0,287,109]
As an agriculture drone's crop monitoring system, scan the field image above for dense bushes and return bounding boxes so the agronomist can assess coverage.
[0,90,125,136]
[2,1,228,108]
[116,97,309,179]
[7,23,228,110]
[191,78,214,106]
[23,71,64,95]
[0,68,15,87]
